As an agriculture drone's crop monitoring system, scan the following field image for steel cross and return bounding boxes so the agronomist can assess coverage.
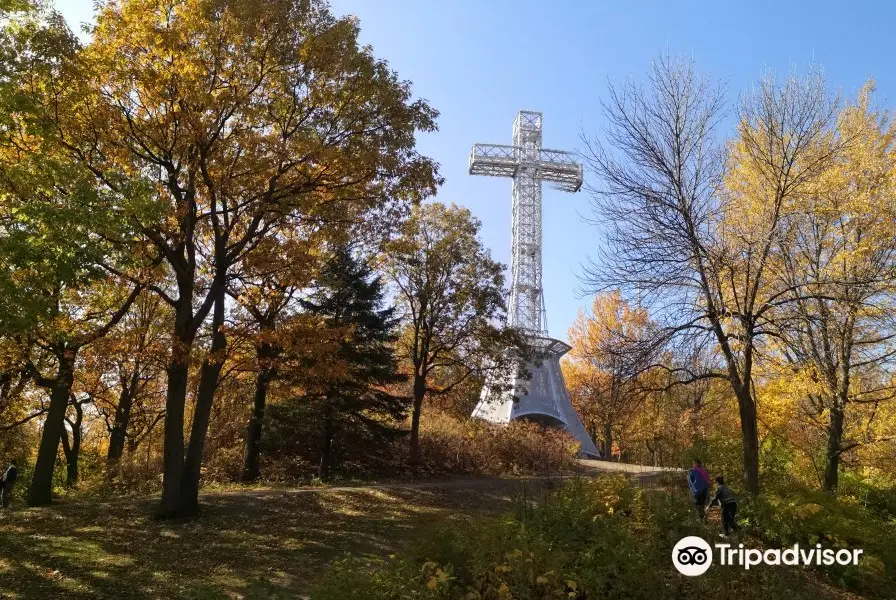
[469,110,583,334]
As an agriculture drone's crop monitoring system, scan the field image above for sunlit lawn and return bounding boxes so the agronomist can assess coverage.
[0,480,538,599]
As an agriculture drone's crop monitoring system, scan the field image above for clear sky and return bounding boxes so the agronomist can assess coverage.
[55,0,896,342]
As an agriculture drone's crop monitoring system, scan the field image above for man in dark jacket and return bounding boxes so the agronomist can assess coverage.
[687,459,710,519]
[1,460,18,508]
[709,475,740,536]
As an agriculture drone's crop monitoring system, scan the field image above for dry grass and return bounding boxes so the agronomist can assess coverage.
[414,410,579,477]
[0,478,558,599]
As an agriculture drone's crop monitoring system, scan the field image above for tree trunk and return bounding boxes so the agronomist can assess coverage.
[588,420,598,448]
[823,400,846,493]
[159,300,196,518]
[319,407,335,481]
[242,341,276,483]
[603,422,613,462]
[28,351,76,506]
[180,286,228,516]
[60,403,82,488]
[106,380,135,477]
[646,439,657,467]
[409,372,426,465]
[734,383,760,495]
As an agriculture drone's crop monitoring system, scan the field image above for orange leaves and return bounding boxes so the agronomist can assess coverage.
[562,291,655,454]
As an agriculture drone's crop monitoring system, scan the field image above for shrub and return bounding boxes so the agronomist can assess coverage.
[311,476,861,600]
[259,407,579,483]
[414,410,579,477]
[837,469,896,520]
[740,480,896,596]
[312,476,665,600]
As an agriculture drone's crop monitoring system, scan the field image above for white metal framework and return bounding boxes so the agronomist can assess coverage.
[469,111,598,458]
[469,111,583,334]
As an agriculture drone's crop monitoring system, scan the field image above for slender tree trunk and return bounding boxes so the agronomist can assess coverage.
[107,382,135,477]
[60,404,82,487]
[242,341,276,482]
[603,422,613,461]
[409,372,426,465]
[646,439,657,467]
[241,368,270,482]
[734,382,760,494]
[28,350,76,506]
[319,406,335,481]
[159,300,196,518]
[180,286,228,515]
[824,399,846,493]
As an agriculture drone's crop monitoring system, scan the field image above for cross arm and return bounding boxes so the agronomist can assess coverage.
[468,144,583,193]
[538,148,583,192]
[469,143,519,178]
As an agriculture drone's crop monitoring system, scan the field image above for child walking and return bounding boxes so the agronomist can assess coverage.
[708,475,740,537]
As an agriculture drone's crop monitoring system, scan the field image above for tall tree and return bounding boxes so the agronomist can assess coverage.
[78,292,169,477]
[60,395,88,487]
[562,291,654,460]
[227,230,322,482]
[299,246,407,480]
[0,9,145,505]
[583,56,837,493]
[38,0,438,516]
[382,203,527,464]
[771,82,896,491]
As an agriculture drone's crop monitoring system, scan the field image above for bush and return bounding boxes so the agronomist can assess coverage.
[259,407,579,483]
[837,469,896,520]
[311,476,860,600]
[740,479,896,596]
[313,476,665,600]
[414,410,579,477]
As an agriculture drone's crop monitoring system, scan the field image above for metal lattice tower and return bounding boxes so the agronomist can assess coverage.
[469,111,583,334]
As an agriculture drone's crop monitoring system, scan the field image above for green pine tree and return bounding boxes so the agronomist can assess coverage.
[300,246,408,481]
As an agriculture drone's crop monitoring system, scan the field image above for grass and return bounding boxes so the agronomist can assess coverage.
[0,473,884,599]
[0,478,556,599]
[311,476,868,600]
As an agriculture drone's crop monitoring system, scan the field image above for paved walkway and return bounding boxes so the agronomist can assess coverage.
[202,459,682,501]
[577,458,683,474]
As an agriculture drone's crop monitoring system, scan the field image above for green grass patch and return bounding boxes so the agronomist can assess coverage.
[0,481,530,599]
[740,481,896,597]
[312,476,871,599]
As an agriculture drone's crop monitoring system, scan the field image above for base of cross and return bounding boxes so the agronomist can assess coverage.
[471,335,601,458]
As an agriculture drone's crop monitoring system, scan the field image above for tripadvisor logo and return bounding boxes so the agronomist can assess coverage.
[672,536,713,576]
[672,536,863,576]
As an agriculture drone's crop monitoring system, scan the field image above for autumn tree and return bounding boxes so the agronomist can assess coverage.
[770,83,896,491]
[297,246,407,480]
[31,0,439,516]
[382,202,527,464]
[59,395,90,486]
[227,227,334,482]
[562,291,654,460]
[583,56,837,493]
[76,292,169,477]
[0,10,146,505]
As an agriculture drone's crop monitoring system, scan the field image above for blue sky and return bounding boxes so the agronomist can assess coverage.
[55,0,895,342]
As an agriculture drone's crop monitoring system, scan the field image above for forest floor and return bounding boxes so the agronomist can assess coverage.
[0,464,859,600]
[0,474,593,599]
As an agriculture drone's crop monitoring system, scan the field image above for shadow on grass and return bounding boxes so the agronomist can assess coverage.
[0,480,545,599]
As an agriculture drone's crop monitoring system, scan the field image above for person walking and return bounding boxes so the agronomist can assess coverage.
[1,460,18,508]
[709,475,740,537]
[687,459,711,519]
